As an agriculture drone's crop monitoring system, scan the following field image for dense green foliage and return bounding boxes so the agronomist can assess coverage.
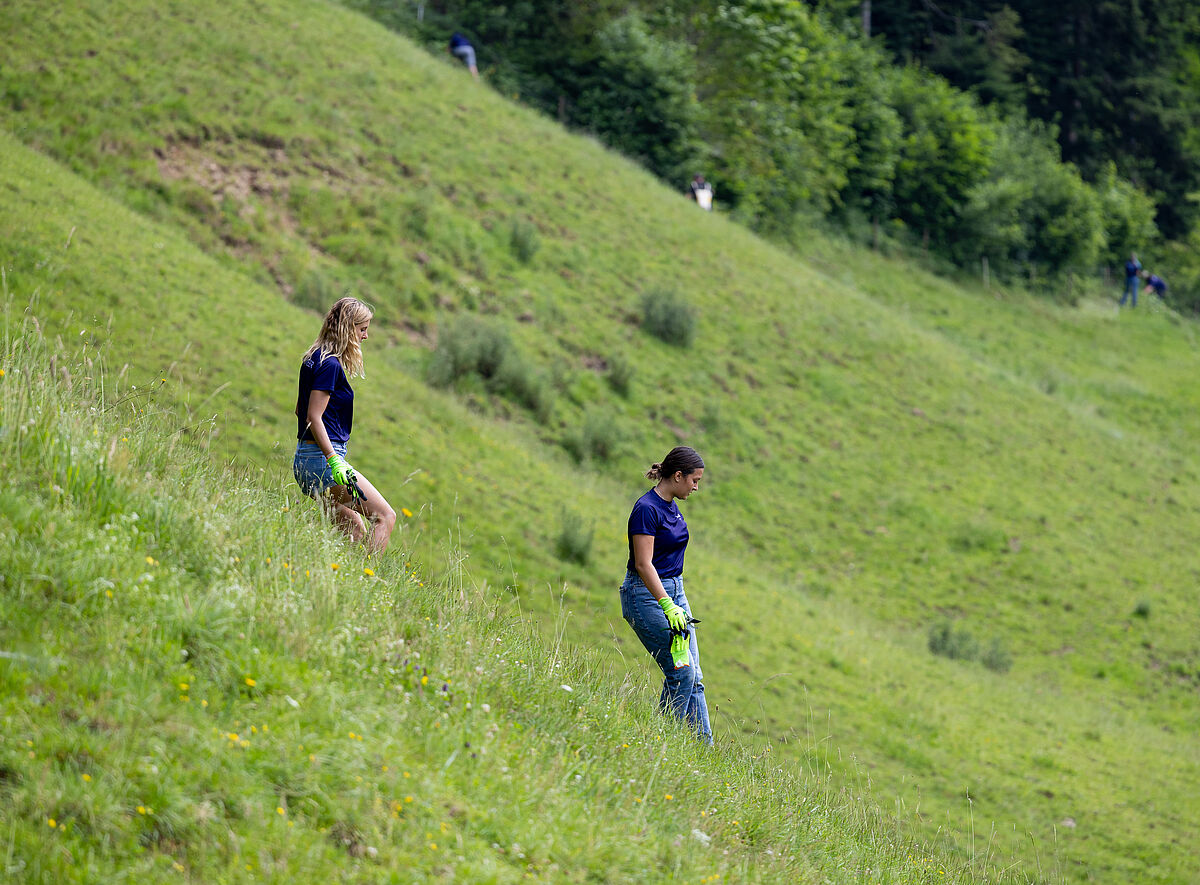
[338,0,1185,297]
[4,0,1200,880]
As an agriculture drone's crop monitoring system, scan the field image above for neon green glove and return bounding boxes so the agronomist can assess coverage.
[669,631,690,669]
[327,453,358,487]
[658,597,688,635]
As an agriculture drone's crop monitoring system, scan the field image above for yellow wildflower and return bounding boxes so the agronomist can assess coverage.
[245,677,256,687]
[401,507,413,518]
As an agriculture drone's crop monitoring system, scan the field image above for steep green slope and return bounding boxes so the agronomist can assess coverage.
[0,309,970,885]
[2,0,1200,880]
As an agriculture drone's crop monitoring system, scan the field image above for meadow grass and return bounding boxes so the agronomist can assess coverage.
[0,318,1008,884]
[1,0,1200,879]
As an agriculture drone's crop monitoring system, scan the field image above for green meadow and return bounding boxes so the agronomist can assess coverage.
[1,0,1199,881]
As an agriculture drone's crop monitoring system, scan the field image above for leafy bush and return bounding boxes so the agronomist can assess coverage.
[509,217,540,264]
[930,621,1012,673]
[555,510,594,565]
[429,316,552,417]
[928,621,980,662]
[1133,599,1152,618]
[562,410,622,463]
[641,288,696,347]
[606,353,633,397]
[572,13,700,182]
[980,638,1013,674]
[959,117,1104,281]
[294,268,337,313]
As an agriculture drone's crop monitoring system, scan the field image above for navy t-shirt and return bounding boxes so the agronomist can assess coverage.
[1148,274,1168,294]
[1125,259,1141,279]
[295,352,354,444]
[626,489,690,578]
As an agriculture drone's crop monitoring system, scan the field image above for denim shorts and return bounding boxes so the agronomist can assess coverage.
[293,440,347,497]
[452,44,476,68]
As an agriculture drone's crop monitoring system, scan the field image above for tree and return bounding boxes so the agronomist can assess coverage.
[889,66,993,249]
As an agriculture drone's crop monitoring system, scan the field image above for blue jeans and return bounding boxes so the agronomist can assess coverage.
[1119,276,1138,307]
[620,571,712,744]
[293,440,347,497]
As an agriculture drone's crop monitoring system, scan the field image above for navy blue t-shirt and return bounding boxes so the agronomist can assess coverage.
[1148,274,1168,295]
[295,352,354,444]
[626,489,690,578]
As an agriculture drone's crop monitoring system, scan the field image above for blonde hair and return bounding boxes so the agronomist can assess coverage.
[304,297,374,379]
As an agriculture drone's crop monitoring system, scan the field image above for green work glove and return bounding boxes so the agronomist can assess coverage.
[669,631,690,669]
[658,597,688,635]
[327,453,358,487]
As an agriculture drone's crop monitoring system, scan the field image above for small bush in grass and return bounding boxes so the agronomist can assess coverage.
[606,354,634,397]
[493,350,554,421]
[928,621,979,662]
[555,510,594,565]
[1133,599,1151,618]
[429,316,552,417]
[429,316,511,387]
[641,288,696,347]
[981,638,1013,673]
[509,217,540,264]
[930,621,1012,673]
[295,268,337,312]
[562,411,622,463]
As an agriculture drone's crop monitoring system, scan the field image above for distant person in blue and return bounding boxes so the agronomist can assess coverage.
[621,445,712,744]
[1140,269,1168,302]
[293,297,397,552]
[448,31,479,80]
[1119,252,1142,307]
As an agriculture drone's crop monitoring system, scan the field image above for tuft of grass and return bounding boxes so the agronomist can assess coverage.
[606,353,634,397]
[929,621,980,663]
[640,287,696,347]
[554,510,594,565]
[562,410,623,463]
[428,315,552,418]
[508,217,540,265]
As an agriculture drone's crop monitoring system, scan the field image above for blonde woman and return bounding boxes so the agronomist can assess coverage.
[293,297,396,552]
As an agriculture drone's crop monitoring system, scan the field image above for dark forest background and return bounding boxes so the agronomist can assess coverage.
[341,0,1200,305]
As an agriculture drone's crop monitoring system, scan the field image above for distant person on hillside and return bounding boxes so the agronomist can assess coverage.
[688,174,713,211]
[621,446,712,745]
[1119,252,1142,307]
[1140,269,1168,302]
[293,297,397,553]
[448,31,479,81]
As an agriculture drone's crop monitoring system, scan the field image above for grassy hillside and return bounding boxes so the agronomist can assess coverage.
[2,0,1199,880]
[0,317,971,884]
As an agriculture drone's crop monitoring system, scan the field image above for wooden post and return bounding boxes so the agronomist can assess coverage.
[861,0,871,37]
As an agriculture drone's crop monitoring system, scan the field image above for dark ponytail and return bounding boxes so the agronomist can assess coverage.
[646,446,705,482]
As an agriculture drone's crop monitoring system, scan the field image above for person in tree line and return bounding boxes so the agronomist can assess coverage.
[1140,268,1168,302]
[621,446,712,745]
[448,31,479,81]
[688,174,714,211]
[1119,252,1141,307]
[293,297,397,553]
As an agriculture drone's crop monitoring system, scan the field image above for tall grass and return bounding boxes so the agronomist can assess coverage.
[0,314,1012,883]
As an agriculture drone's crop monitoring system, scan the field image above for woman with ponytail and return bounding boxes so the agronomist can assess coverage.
[293,297,397,552]
[621,445,712,744]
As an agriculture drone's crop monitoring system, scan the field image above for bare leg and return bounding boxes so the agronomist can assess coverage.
[328,474,397,553]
